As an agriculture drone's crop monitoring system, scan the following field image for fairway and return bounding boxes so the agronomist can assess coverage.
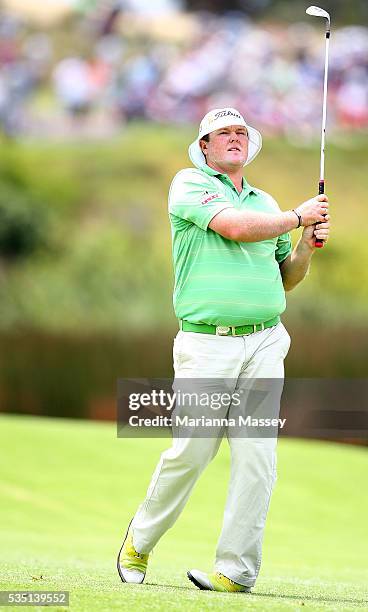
[0,414,367,611]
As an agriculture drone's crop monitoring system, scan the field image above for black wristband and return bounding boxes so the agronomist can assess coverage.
[292,209,302,228]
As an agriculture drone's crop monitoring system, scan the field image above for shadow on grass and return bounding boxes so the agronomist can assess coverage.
[145,582,193,592]
[145,582,368,606]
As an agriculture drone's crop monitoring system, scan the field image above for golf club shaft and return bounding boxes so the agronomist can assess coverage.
[316,29,330,248]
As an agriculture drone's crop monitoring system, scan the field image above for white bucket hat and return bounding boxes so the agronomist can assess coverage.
[188,107,262,169]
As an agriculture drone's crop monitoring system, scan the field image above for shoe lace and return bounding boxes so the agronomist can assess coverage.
[217,572,235,585]
[133,546,148,561]
[134,551,145,560]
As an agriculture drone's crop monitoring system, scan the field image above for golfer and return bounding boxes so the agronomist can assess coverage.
[118,108,330,593]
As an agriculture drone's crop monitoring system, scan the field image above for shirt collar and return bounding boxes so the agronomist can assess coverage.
[201,164,256,196]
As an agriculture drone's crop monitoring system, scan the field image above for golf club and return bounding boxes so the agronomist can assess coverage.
[306,5,331,248]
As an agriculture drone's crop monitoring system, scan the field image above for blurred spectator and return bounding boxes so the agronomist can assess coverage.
[336,71,368,130]
[53,57,94,118]
[0,15,38,136]
[114,52,160,120]
[23,33,53,82]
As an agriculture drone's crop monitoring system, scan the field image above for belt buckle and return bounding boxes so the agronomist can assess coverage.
[216,326,230,336]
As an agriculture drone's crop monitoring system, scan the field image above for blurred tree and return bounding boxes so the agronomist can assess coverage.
[185,0,270,15]
[0,183,49,260]
[184,0,368,23]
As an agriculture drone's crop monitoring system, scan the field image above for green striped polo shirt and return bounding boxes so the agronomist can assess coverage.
[168,164,292,326]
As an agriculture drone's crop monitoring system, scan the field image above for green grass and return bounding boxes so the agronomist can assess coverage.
[0,414,367,611]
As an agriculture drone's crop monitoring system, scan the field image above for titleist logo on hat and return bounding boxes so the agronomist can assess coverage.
[214,110,242,120]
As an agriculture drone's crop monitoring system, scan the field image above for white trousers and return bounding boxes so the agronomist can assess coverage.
[131,322,291,587]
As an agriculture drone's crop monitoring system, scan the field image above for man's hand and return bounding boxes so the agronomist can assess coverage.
[294,194,329,227]
[301,214,330,250]
[280,194,331,290]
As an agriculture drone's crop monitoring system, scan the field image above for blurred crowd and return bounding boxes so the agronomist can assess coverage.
[0,10,367,139]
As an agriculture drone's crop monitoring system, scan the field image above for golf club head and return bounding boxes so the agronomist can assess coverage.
[306,6,331,29]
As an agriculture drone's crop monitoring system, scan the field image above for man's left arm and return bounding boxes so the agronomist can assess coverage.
[280,215,330,292]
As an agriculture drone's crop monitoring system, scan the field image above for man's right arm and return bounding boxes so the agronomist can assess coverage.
[209,195,329,242]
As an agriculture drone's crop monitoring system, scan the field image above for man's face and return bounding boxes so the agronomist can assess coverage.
[200,124,249,171]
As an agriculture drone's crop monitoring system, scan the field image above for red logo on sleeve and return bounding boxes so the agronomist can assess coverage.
[201,193,220,205]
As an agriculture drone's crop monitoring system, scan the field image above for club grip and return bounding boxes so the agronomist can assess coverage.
[315,180,325,248]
